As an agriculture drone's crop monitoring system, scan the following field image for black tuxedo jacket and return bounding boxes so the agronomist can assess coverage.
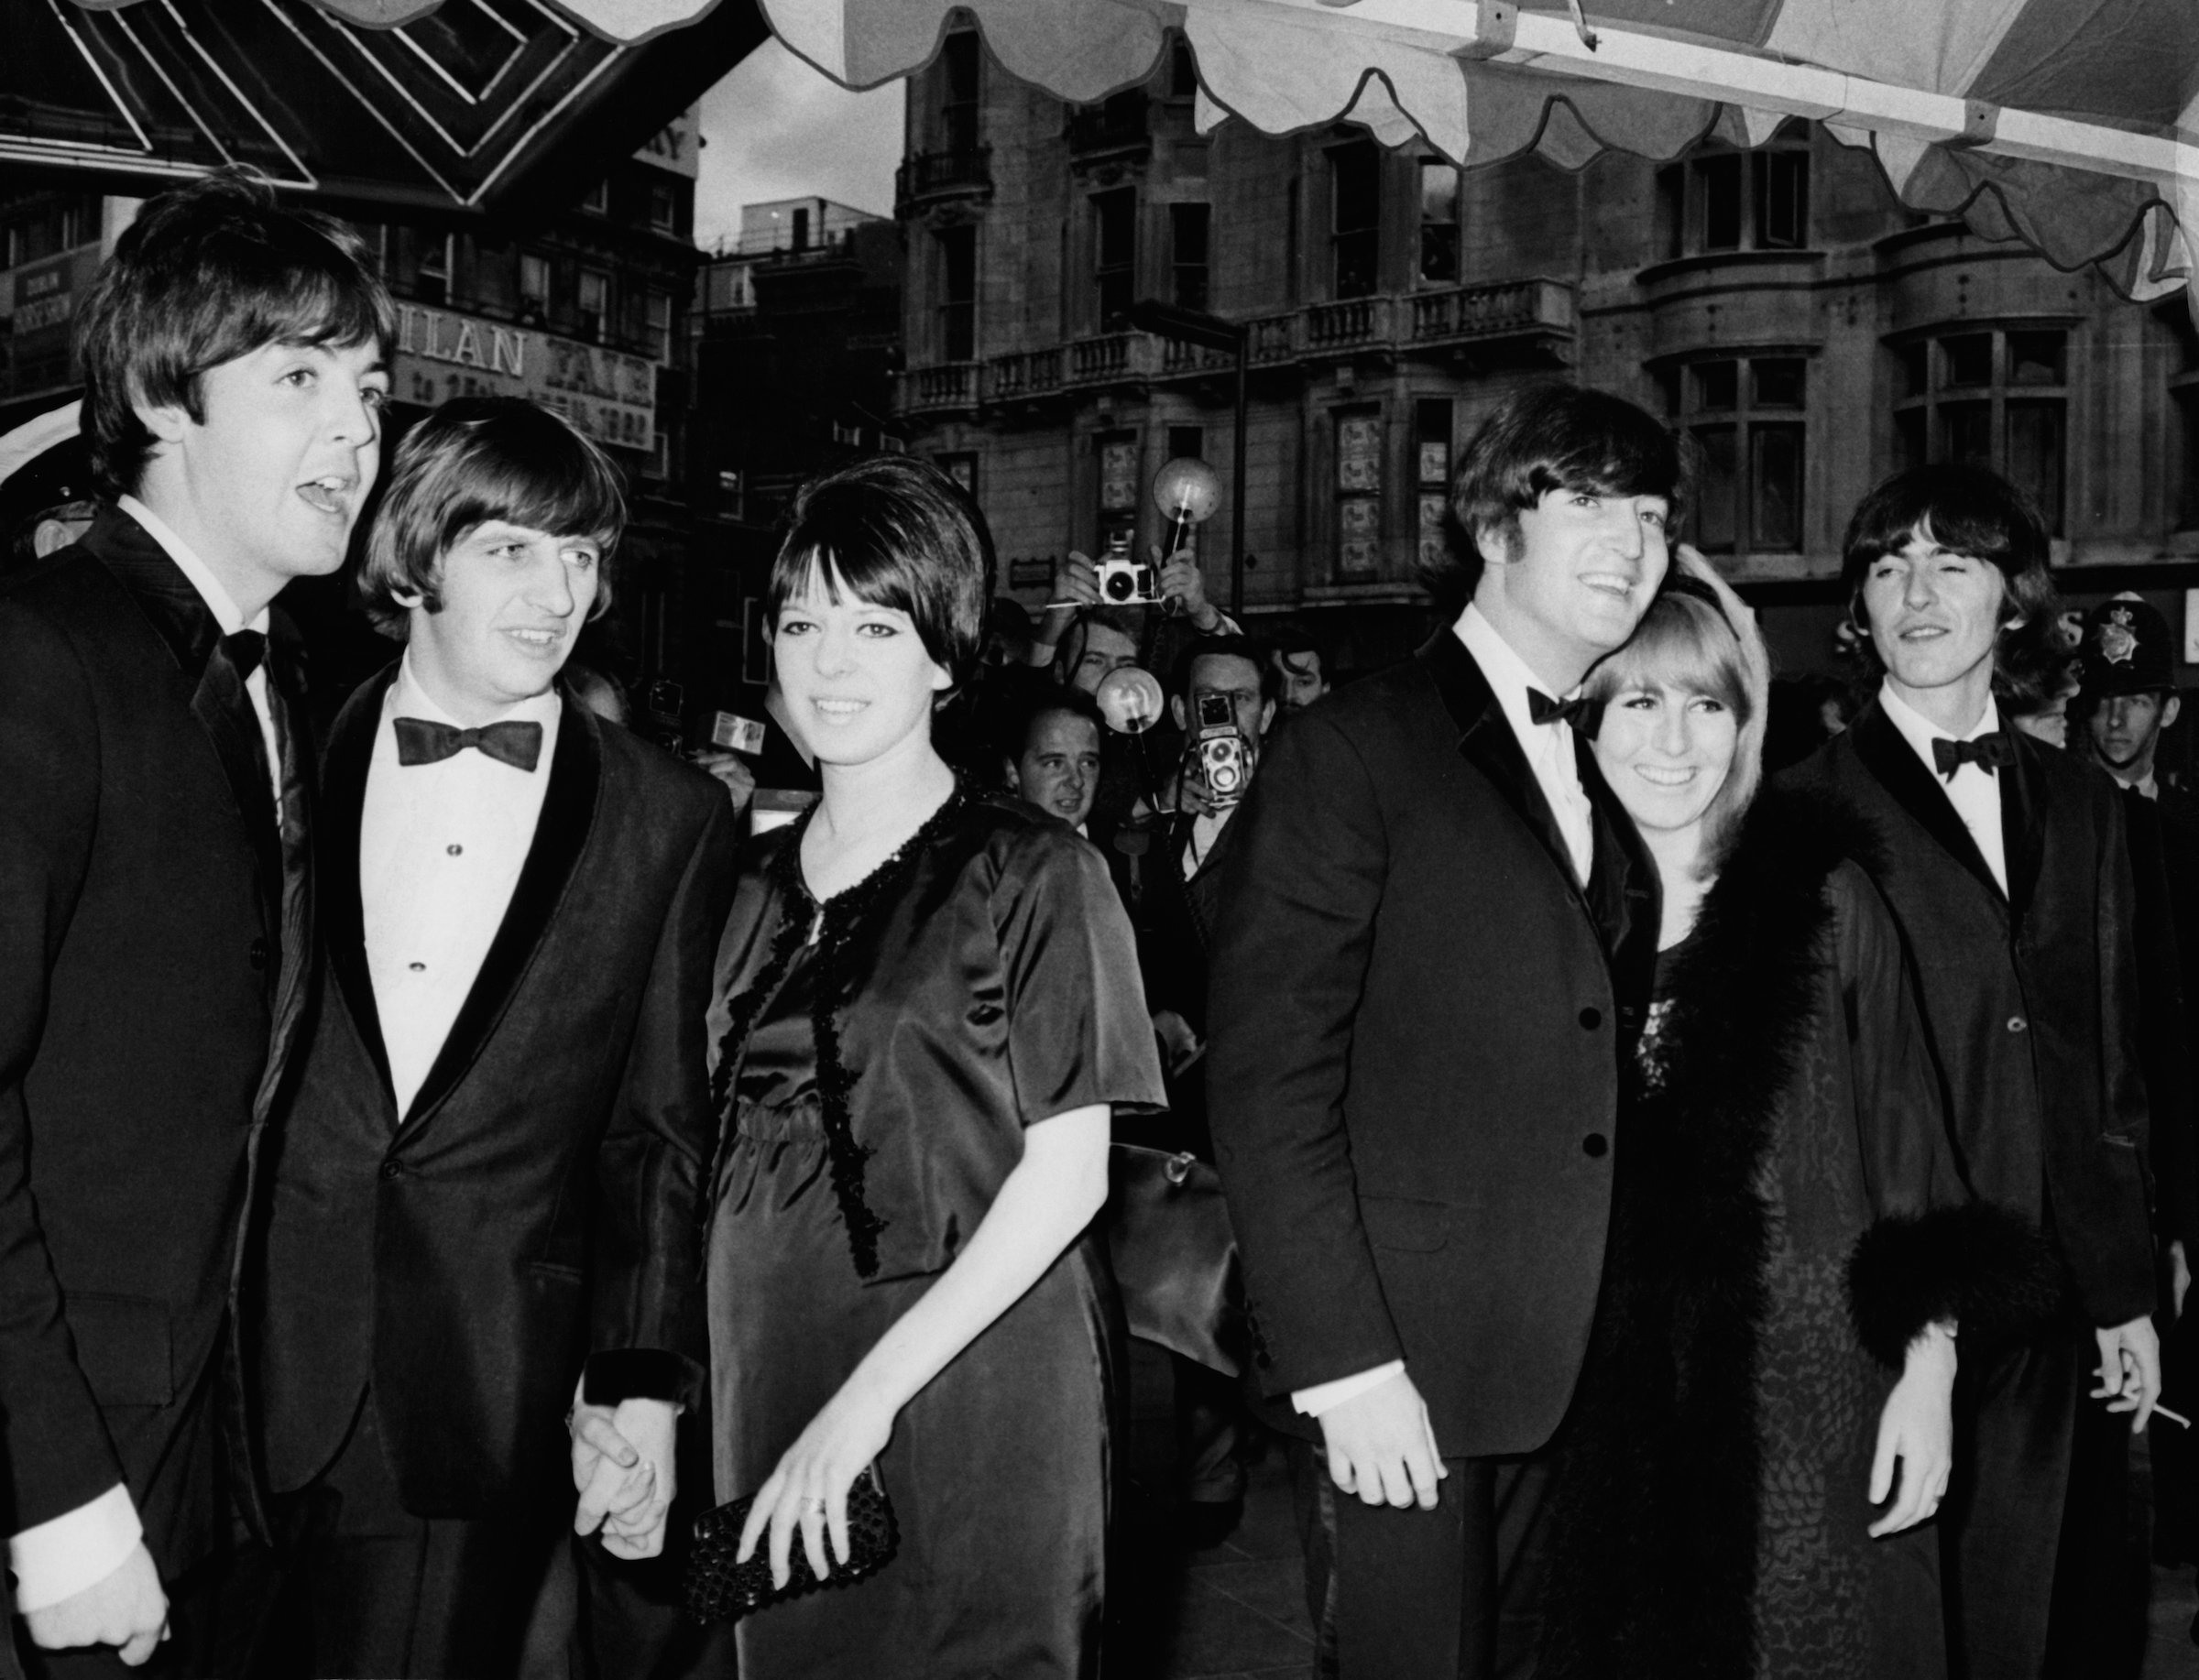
[1784,701,2155,1325]
[0,508,312,1576]
[256,667,737,1517]
[1206,629,1658,1457]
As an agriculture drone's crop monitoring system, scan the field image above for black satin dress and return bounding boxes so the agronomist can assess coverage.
[704,791,1165,1679]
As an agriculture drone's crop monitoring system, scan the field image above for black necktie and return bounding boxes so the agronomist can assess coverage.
[394,716,544,772]
[1526,688,1603,739]
[1931,733,2017,781]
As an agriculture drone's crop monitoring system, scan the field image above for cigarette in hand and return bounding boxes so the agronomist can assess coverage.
[2156,1403,2192,1430]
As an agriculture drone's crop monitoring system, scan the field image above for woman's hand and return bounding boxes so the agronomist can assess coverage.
[1866,1321,1956,1537]
[735,1384,896,1588]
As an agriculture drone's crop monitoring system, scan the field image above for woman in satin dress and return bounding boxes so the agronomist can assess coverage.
[702,455,1165,1678]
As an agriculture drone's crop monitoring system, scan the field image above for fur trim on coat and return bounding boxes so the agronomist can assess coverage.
[1846,1200,2065,1368]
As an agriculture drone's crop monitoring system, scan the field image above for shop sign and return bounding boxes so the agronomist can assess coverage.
[391,303,655,453]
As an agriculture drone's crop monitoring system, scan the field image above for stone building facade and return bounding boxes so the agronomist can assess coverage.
[892,27,2199,678]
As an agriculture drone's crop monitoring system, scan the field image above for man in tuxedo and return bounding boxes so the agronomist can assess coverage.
[0,169,392,1673]
[1786,464,2160,1675]
[253,398,736,1677]
[1207,384,1675,1677]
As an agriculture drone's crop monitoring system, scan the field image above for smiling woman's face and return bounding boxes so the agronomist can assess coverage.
[1592,677,1738,840]
[771,560,952,769]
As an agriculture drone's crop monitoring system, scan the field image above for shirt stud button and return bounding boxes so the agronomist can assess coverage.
[447,844,463,856]
[409,961,426,973]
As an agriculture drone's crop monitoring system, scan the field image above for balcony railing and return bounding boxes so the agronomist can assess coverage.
[1408,278,1574,346]
[889,280,1579,420]
[900,361,980,414]
[990,347,1062,401]
[895,147,993,211]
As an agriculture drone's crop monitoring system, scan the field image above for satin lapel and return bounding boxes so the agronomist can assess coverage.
[1422,632,1581,899]
[88,510,280,928]
[320,669,398,1110]
[2000,731,2046,924]
[401,696,600,1129]
[1847,701,2005,903]
[254,638,317,1116]
[1579,737,1657,962]
[190,649,281,933]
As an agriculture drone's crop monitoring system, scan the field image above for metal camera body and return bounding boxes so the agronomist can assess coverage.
[1192,689,1251,809]
[1097,529,1159,605]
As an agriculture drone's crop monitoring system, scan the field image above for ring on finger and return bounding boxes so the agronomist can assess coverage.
[801,1496,827,1513]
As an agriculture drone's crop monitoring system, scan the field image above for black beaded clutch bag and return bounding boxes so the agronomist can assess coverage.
[684,1467,900,1624]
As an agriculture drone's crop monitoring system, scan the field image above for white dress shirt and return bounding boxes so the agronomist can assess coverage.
[362,654,562,1117]
[1878,681,2010,897]
[1289,607,1603,1423]
[117,495,281,801]
[8,498,294,1612]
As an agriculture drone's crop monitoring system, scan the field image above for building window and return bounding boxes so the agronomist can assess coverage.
[793,206,811,251]
[1892,329,2067,535]
[937,224,977,361]
[1335,408,1384,580]
[519,253,551,322]
[1094,189,1136,330]
[644,289,673,363]
[648,180,677,233]
[1169,35,1198,98]
[1417,159,1461,285]
[577,269,609,343]
[581,179,609,214]
[1170,203,1210,312]
[1416,399,1453,570]
[1675,355,1807,555]
[941,30,980,154]
[936,452,978,498]
[1656,147,1811,260]
[1331,141,1381,300]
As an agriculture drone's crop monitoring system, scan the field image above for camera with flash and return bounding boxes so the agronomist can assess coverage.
[1191,691,1251,808]
[1097,529,1158,605]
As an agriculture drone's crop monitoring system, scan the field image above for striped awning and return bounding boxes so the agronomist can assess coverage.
[760,0,2199,309]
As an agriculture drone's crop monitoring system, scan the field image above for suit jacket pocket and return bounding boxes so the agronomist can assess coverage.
[69,1292,174,1408]
[1360,1195,1450,1254]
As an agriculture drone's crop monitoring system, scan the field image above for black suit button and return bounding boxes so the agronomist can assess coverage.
[379,1159,404,1181]
[1579,1007,1603,1030]
[1582,1134,1610,1159]
[248,937,268,972]
[2007,1016,2028,1034]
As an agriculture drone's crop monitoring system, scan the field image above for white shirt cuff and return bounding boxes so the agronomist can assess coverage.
[1293,1360,1406,1418]
[10,1482,141,1612]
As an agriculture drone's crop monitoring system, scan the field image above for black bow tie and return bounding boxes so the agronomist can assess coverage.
[1526,688,1603,739]
[219,628,267,682]
[394,716,544,772]
[1931,733,2017,780]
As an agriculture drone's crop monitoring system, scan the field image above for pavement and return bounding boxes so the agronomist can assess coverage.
[1111,1338,2199,1680]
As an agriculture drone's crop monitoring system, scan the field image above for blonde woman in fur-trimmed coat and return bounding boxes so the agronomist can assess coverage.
[1538,556,2061,1680]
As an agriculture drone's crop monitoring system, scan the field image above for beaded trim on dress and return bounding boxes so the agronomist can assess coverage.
[707,785,969,1280]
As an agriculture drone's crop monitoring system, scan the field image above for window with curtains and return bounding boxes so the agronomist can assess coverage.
[936,224,977,361]
[1417,158,1461,285]
[1415,399,1454,570]
[1892,329,2067,535]
[1094,189,1137,329]
[1170,202,1210,311]
[1670,356,1807,556]
[1656,147,1810,261]
[1330,140,1381,300]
